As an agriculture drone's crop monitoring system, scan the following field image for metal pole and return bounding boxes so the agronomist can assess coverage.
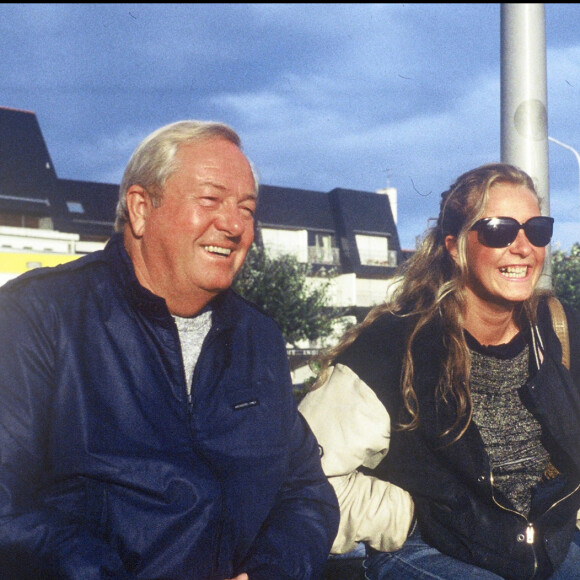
[500,4,551,286]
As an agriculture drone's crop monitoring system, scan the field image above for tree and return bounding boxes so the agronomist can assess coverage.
[233,244,343,348]
[552,243,580,310]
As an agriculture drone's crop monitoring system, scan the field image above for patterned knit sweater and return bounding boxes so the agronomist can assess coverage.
[467,330,549,516]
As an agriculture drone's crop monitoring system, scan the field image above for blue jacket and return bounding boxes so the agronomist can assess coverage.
[0,233,339,580]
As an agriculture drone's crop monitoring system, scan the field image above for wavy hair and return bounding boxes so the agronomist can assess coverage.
[313,163,549,441]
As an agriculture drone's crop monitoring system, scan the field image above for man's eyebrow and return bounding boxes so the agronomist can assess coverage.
[197,180,256,196]
[197,179,227,190]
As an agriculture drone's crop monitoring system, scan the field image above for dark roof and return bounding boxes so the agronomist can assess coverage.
[330,188,397,238]
[256,185,335,231]
[256,185,399,241]
[0,106,59,216]
[0,106,401,263]
[0,106,118,237]
[52,179,118,237]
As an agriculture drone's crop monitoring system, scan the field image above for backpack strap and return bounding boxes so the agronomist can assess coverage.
[543,296,571,483]
[547,296,570,370]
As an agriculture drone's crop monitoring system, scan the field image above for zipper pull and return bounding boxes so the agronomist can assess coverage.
[526,523,534,544]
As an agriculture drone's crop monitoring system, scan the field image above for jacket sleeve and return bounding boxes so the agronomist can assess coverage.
[562,303,580,530]
[0,291,133,579]
[299,363,414,554]
[241,406,340,580]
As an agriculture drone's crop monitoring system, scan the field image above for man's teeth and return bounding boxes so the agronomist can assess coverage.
[205,245,232,256]
[499,266,527,278]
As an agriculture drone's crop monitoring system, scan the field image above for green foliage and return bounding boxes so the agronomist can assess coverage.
[292,383,311,404]
[233,244,342,347]
[552,243,580,310]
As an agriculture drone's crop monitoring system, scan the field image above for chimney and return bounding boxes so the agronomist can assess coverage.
[376,186,397,224]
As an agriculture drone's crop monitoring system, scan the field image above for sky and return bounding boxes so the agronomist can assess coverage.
[2,3,580,251]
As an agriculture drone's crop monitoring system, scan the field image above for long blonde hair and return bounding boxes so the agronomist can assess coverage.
[313,163,547,440]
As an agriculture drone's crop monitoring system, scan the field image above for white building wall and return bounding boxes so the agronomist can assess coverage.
[304,272,356,308]
[355,277,398,307]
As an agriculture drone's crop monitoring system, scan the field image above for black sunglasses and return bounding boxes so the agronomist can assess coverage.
[470,216,554,248]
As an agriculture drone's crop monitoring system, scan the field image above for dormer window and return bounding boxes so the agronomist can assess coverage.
[356,234,389,266]
[66,201,85,214]
[260,227,308,262]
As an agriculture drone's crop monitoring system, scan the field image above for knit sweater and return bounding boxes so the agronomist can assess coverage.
[467,331,549,515]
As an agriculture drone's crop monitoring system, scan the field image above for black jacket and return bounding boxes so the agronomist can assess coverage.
[334,299,580,579]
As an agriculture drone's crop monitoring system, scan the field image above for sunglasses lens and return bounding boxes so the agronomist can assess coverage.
[524,217,553,247]
[474,216,554,248]
[478,218,518,248]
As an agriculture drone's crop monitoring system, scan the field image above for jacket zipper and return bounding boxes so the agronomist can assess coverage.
[489,469,580,579]
[541,478,580,522]
[181,324,225,577]
[489,470,538,579]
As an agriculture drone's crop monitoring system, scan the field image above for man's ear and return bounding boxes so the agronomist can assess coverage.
[126,185,150,237]
[445,235,459,264]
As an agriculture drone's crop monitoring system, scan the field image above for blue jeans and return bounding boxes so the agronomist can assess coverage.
[363,529,580,579]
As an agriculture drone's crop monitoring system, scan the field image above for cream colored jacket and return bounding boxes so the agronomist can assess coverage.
[298,364,415,554]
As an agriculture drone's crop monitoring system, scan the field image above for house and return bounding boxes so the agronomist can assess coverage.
[0,106,403,379]
[0,106,118,284]
[257,183,400,311]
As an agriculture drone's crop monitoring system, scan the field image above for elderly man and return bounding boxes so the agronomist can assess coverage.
[0,120,339,579]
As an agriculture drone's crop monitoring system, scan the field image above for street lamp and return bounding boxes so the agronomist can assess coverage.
[548,136,580,230]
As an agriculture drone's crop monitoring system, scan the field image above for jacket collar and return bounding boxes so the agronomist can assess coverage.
[105,232,238,329]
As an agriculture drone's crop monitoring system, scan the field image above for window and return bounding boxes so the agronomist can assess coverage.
[356,234,390,266]
[0,213,41,228]
[310,232,337,264]
[260,228,308,262]
[66,201,85,214]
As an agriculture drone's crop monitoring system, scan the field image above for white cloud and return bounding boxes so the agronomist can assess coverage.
[2,3,578,250]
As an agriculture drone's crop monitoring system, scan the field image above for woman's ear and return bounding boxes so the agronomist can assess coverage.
[125,185,150,238]
[445,235,459,264]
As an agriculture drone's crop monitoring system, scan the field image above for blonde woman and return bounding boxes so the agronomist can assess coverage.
[301,163,580,579]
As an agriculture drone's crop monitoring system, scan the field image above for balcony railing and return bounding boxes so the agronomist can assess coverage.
[308,246,340,265]
[360,249,398,267]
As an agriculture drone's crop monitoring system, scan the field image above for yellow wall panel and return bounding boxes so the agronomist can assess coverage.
[0,252,80,274]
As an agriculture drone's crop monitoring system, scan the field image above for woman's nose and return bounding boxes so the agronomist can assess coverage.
[509,228,533,255]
